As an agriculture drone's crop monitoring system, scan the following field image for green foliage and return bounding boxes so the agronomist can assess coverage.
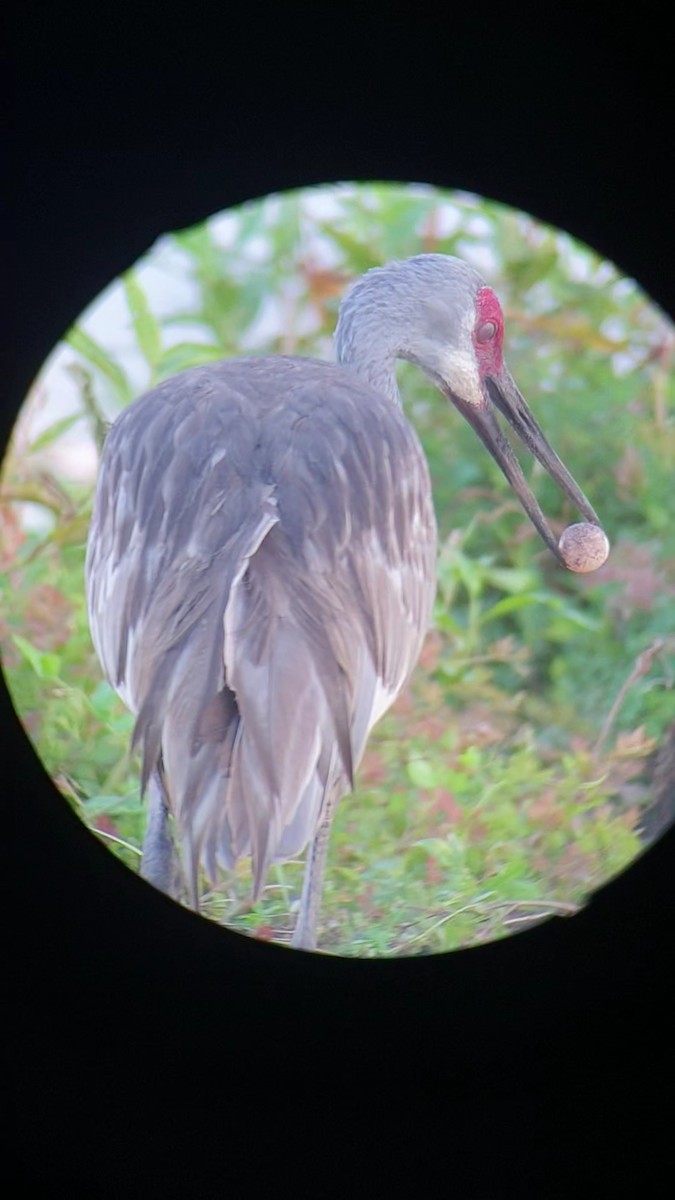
[2,182,673,956]
[64,326,133,404]
[122,269,163,369]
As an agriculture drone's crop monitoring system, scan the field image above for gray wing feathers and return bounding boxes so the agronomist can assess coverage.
[86,358,437,899]
[221,524,357,894]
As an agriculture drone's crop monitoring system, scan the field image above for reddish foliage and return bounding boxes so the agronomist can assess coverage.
[453,706,511,749]
[425,856,443,885]
[0,503,26,568]
[417,630,443,672]
[301,263,351,322]
[254,925,275,942]
[23,583,72,649]
[392,688,415,717]
[465,815,490,845]
[410,713,449,743]
[360,749,388,785]
[569,734,592,755]
[614,727,657,757]
[431,789,463,825]
[604,729,657,796]
[620,806,641,833]
[94,814,120,837]
[528,789,564,830]
[550,843,593,887]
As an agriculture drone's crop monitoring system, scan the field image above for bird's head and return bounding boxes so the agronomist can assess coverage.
[337,253,602,565]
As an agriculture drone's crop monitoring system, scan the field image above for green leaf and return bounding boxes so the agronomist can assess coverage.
[83,793,143,817]
[406,757,438,790]
[546,602,602,633]
[458,745,483,770]
[442,769,474,797]
[172,222,221,271]
[160,312,215,329]
[11,634,61,680]
[443,548,485,598]
[322,226,378,273]
[481,591,552,623]
[433,607,464,636]
[122,270,163,368]
[28,412,84,453]
[506,248,559,293]
[65,326,133,403]
[481,566,538,593]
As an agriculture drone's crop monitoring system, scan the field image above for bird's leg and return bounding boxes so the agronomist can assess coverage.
[291,791,337,951]
[139,769,184,902]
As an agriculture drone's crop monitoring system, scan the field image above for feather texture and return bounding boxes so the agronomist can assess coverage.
[86,355,437,898]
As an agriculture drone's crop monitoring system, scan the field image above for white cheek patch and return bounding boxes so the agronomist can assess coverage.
[438,348,483,407]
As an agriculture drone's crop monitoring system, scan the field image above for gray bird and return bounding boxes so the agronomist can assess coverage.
[85,253,599,950]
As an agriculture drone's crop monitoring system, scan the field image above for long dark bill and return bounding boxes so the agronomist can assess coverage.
[447,368,600,566]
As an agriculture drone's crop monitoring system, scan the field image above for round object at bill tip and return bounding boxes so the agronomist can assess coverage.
[86,252,606,951]
[558,522,610,573]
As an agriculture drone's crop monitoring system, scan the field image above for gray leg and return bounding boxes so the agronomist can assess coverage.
[140,769,184,901]
[291,792,337,951]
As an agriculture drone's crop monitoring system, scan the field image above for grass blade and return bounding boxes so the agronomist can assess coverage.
[65,326,133,404]
[28,412,84,453]
[122,270,163,370]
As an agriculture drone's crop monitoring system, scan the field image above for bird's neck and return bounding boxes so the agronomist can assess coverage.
[341,351,402,407]
[334,303,402,407]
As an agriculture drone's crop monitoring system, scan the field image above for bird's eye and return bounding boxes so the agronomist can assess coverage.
[476,320,497,343]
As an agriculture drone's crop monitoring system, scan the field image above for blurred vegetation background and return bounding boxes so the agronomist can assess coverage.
[2,183,674,955]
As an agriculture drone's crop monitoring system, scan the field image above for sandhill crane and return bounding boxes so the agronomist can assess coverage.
[86,254,604,950]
